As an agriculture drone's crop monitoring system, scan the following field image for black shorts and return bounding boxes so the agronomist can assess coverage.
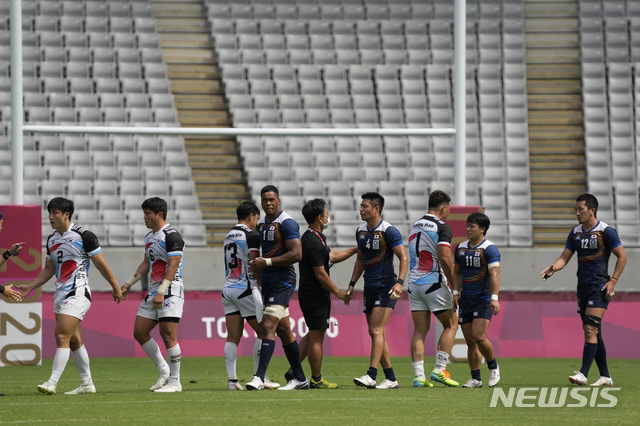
[299,289,331,330]
[458,296,492,325]
[262,283,294,307]
[577,284,610,315]
[363,285,397,314]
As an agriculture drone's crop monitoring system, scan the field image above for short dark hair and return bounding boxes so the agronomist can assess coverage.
[361,192,385,214]
[236,201,260,221]
[141,197,168,220]
[260,185,279,197]
[576,193,598,215]
[428,190,451,210]
[302,198,327,224]
[47,197,74,220]
[467,212,490,236]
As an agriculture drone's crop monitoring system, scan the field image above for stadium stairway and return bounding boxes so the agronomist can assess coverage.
[525,0,587,246]
[151,0,250,245]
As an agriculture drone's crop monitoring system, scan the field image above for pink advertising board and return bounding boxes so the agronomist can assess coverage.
[38,291,640,359]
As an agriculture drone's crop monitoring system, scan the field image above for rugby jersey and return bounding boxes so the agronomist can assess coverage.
[257,210,300,288]
[565,221,622,287]
[223,224,260,289]
[408,214,452,285]
[144,223,184,297]
[454,239,500,299]
[356,219,403,287]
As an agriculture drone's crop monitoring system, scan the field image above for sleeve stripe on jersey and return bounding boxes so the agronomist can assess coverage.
[438,242,452,247]
[167,251,183,257]
[249,248,260,253]
[87,247,102,257]
[487,261,500,269]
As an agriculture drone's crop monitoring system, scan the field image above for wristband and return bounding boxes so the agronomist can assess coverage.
[491,294,499,301]
[452,290,459,296]
[396,278,404,286]
[611,276,619,281]
[126,273,143,286]
[348,281,356,288]
[265,257,273,267]
[157,279,171,294]
[2,251,11,260]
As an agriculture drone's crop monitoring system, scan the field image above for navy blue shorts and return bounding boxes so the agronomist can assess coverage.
[262,282,295,307]
[458,296,492,325]
[363,285,397,314]
[577,284,610,315]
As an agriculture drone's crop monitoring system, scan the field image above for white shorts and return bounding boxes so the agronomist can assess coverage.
[53,286,91,320]
[222,286,259,318]
[137,294,184,321]
[408,281,453,313]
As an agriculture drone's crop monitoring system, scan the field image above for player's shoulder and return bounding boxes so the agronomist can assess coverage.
[163,223,181,235]
[480,239,498,250]
[356,222,368,232]
[457,239,471,249]
[594,221,611,233]
[378,220,397,232]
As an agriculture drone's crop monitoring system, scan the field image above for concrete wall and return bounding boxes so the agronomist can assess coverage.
[42,246,640,293]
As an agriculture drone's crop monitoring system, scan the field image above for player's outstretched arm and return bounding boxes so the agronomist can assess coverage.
[541,249,573,280]
[15,259,55,298]
[91,251,122,303]
[329,246,357,264]
[1,285,22,302]
[121,257,150,300]
[0,242,26,268]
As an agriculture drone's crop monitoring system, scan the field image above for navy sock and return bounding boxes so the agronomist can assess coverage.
[283,341,306,382]
[312,375,321,382]
[594,328,610,378]
[383,367,396,382]
[580,342,598,377]
[471,369,481,381]
[255,339,275,380]
[487,358,498,370]
[367,366,378,381]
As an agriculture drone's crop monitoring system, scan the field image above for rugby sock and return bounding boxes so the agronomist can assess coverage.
[383,367,397,382]
[256,339,276,380]
[224,342,238,380]
[579,342,598,377]
[283,340,306,381]
[487,358,498,370]
[594,329,610,378]
[435,350,449,372]
[412,360,425,378]
[72,345,93,385]
[141,338,169,373]
[253,338,262,374]
[367,366,378,381]
[471,369,482,381]
[312,375,322,382]
[167,344,181,383]
[49,348,70,384]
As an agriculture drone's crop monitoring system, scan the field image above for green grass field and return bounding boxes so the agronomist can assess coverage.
[1,357,637,425]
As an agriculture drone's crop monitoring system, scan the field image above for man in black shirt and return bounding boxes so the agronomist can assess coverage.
[288,198,356,389]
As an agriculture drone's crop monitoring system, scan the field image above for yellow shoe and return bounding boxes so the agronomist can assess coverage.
[430,369,459,387]
[310,377,338,389]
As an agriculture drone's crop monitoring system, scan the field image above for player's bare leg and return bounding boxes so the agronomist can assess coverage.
[461,322,484,388]
[359,307,397,389]
[410,311,433,387]
[38,314,80,394]
[428,309,460,386]
[134,316,170,391]
[470,319,499,386]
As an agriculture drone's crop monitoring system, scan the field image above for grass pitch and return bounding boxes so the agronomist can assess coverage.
[0,357,637,425]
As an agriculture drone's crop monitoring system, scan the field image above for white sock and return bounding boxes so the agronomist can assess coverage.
[224,342,238,380]
[167,344,181,383]
[412,360,425,378]
[141,339,169,373]
[435,350,449,372]
[49,348,71,384]
[72,345,93,385]
[253,338,262,374]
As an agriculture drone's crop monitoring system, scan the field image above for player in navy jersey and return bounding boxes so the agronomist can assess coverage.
[284,198,356,389]
[17,198,122,395]
[246,185,307,391]
[348,192,408,389]
[408,190,460,388]
[541,194,627,387]
[121,197,185,393]
[222,201,279,390]
[453,212,501,388]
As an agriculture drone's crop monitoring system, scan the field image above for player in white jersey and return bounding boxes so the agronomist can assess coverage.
[223,201,280,390]
[121,197,185,393]
[17,198,122,395]
[407,190,460,388]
